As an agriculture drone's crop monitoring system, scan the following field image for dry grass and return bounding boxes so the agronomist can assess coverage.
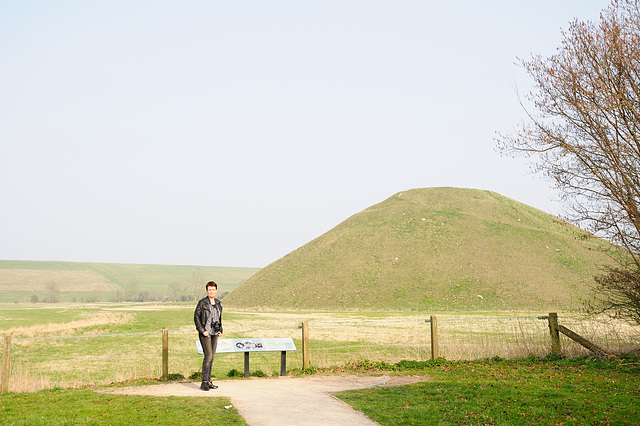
[212,311,640,368]
[5,312,133,338]
[2,310,638,393]
[5,357,161,393]
[5,363,52,393]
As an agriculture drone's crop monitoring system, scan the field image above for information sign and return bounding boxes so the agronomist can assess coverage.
[196,337,296,354]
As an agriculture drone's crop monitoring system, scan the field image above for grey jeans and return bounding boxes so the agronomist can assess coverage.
[199,333,219,383]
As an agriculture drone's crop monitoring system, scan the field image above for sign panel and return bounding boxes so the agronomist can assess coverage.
[196,338,296,354]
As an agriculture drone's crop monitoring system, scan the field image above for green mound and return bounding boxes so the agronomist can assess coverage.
[224,187,616,311]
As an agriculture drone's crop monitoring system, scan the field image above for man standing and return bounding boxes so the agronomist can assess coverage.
[194,281,223,390]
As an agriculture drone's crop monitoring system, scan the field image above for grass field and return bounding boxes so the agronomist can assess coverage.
[0,387,246,425]
[334,356,640,425]
[1,304,638,424]
[1,303,637,393]
[2,357,638,425]
[0,260,259,303]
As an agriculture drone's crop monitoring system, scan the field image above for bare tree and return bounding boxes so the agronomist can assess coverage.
[44,282,61,303]
[125,279,140,302]
[192,268,204,301]
[496,0,640,323]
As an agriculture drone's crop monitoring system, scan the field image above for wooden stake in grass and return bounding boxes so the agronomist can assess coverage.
[429,316,439,360]
[548,313,561,355]
[1,335,11,394]
[162,327,169,381]
[302,322,310,370]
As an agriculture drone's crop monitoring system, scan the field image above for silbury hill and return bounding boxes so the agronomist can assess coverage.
[223,187,618,311]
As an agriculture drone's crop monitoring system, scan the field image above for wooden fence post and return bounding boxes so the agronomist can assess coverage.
[1,335,11,394]
[301,321,310,370]
[244,352,250,378]
[162,327,169,380]
[556,324,611,357]
[548,313,561,355]
[430,315,439,360]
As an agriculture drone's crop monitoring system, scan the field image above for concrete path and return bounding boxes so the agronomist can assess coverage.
[101,375,425,425]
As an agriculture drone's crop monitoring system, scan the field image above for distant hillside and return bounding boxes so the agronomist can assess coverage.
[0,260,259,303]
[224,187,620,311]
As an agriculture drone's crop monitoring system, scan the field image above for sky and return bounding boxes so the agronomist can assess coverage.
[0,1,610,268]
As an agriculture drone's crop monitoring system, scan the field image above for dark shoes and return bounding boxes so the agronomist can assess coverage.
[200,381,218,391]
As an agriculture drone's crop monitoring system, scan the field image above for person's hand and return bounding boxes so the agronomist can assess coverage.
[217,331,222,337]
[203,331,210,337]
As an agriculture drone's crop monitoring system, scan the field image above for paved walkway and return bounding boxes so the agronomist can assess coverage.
[101,375,421,425]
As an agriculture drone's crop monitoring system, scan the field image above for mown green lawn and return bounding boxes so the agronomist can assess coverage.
[0,386,246,425]
[2,355,637,425]
[335,356,640,425]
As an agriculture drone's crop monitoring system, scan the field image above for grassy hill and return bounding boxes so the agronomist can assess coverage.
[223,187,620,311]
[0,260,259,303]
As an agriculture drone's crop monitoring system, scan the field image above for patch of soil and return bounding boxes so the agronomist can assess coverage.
[376,375,430,387]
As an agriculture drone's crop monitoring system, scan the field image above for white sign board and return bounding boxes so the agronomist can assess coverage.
[196,338,296,355]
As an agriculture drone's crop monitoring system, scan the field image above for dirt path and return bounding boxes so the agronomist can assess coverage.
[100,374,429,426]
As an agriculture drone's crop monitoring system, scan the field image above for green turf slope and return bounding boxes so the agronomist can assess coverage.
[223,187,618,311]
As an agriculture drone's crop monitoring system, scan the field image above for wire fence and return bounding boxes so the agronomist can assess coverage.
[1,312,638,393]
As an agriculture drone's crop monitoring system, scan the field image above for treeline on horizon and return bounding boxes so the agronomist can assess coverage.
[29,281,229,304]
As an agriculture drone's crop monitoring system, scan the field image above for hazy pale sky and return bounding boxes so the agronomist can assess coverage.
[1,1,608,267]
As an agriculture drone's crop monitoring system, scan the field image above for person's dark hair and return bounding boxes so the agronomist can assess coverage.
[205,281,218,290]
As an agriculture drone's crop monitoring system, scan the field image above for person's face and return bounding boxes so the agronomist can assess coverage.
[207,285,217,298]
